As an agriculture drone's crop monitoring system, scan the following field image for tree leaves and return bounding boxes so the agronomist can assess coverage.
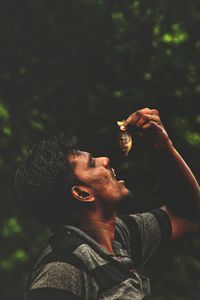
[0,1,200,299]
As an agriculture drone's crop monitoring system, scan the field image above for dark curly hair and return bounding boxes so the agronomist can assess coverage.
[15,133,81,232]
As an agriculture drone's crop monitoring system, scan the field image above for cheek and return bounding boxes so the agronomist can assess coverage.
[92,178,113,195]
[93,180,109,192]
[93,172,110,185]
[100,181,119,195]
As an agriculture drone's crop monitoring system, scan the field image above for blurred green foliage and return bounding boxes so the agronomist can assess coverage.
[0,0,200,299]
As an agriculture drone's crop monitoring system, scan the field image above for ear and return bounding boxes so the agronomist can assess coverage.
[71,185,95,203]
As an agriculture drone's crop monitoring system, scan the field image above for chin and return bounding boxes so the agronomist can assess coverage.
[121,182,130,195]
[117,188,130,202]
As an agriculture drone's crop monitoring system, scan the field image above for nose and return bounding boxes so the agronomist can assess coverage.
[101,157,110,168]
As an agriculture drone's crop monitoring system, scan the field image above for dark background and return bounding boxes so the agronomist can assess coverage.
[0,1,200,299]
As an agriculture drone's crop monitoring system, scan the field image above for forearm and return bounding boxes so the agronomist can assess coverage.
[124,107,200,220]
[157,144,200,219]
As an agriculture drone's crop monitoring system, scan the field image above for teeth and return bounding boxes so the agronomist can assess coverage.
[112,168,116,177]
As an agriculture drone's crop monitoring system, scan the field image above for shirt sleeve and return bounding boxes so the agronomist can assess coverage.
[27,261,84,299]
[118,208,172,270]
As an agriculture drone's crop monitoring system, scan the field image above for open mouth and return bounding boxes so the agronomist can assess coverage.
[111,168,124,184]
[111,168,117,179]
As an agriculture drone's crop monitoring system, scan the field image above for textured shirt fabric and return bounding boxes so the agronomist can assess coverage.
[26,209,172,300]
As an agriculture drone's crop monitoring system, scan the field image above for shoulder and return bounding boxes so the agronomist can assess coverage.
[27,236,98,298]
[30,261,83,289]
[118,208,172,244]
[116,209,172,269]
[27,261,87,300]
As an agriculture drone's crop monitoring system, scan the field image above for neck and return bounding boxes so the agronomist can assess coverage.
[75,205,117,254]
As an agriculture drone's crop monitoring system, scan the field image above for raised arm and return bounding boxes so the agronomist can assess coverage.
[124,108,200,240]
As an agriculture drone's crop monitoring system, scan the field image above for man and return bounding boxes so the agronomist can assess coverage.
[15,108,200,299]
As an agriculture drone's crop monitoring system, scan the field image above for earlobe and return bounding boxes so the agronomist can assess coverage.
[71,186,95,203]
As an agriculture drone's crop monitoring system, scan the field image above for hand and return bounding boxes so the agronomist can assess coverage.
[124,108,173,150]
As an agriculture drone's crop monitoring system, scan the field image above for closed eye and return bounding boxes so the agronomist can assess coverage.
[88,154,96,168]
[90,158,96,167]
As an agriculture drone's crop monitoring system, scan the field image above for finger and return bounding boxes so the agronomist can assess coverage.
[151,109,160,116]
[124,108,160,127]
[136,114,161,127]
[142,120,161,130]
[124,108,151,127]
[142,123,151,129]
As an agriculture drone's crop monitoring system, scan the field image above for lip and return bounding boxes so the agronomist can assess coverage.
[111,168,124,183]
[118,180,125,184]
[111,168,116,179]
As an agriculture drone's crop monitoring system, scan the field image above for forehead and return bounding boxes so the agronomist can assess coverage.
[68,151,90,167]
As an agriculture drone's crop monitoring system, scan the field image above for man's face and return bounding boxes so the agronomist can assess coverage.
[68,151,130,203]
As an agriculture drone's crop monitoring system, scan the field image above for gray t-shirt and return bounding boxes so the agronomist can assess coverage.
[26,209,172,299]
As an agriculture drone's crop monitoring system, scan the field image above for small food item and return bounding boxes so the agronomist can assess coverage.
[117,120,132,156]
